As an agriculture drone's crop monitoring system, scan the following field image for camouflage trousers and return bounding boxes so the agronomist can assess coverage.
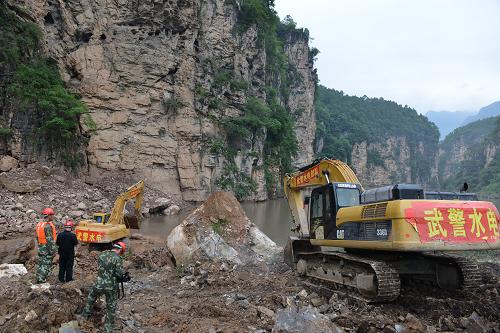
[82,285,118,333]
[36,252,54,283]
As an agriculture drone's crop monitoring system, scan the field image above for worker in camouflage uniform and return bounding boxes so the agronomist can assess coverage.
[82,241,127,333]
[35,207,58,283]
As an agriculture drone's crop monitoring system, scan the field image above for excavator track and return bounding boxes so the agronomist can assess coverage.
[419,252,481,291]
[296,252,401,303]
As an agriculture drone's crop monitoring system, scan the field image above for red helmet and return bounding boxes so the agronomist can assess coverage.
[113,241,126,254]
[64,220,74,228]
[42,207,55,216]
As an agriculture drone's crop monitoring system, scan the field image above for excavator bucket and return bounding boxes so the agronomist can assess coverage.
[124,215,140,229]
[284,237,321,267]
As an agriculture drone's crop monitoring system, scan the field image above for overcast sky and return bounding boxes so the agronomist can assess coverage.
[274,0,500,114]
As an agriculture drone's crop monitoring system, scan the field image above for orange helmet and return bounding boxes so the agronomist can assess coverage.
[113,241,126,254]
[42,207,55,216]
[64,220,74,228]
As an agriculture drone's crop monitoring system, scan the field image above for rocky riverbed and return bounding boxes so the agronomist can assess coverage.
[0,164,499,333]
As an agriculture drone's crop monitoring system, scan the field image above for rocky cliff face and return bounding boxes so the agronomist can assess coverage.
[438,116,500,194]
[351,136,437,188]
[3,0,316,201]
[351,137,411,187]
[314,86,439,189]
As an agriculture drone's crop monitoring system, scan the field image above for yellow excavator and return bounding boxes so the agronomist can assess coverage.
[284,158,499,301]
[75,180,144,250]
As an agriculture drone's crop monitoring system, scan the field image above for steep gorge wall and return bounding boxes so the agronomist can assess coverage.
[350,136,438,188]
[3,0,316,201]
[315,86,439,189]
[438,116,500,194]
[351,137,411,187]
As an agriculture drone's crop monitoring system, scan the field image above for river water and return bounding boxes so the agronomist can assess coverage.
[139,199,293,245]
[139,197,500,246]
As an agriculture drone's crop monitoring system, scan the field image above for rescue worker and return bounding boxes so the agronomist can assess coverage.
[35,207,57,283]
[82,242,126,333]
[56,219,78,283]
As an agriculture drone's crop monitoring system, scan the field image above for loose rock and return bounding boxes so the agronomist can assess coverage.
[0,156,18,172]
[0,264,28,278]
[0,174,41,193]
[167,192,280,265]
[163,204,180,215]
[0,237,34,264]
[273,306,344,333]
[24,310,38,322]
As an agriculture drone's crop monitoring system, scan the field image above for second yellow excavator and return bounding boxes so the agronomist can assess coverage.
[75,180,144,250]
[284,158,499,301]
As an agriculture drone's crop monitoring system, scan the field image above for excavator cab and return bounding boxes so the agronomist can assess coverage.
[309,183,361,240]
[93,213,111,224]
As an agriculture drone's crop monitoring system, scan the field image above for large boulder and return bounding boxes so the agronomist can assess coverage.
[163,204,180,215]
[0,156,18,172]
[0,174,41,193]
[149,197,172,215]
[167,191,280,265]
[0,237,35,264]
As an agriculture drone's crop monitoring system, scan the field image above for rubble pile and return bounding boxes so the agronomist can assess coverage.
[0,163,181,240]
[0,275,87,333]
[0,235,498,332]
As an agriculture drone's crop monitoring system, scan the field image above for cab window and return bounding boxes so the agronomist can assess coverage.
[336,188,360,207]
[324,189,331,218]
[311,191,323,219]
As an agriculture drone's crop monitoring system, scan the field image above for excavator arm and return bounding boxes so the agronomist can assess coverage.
[283,158,362,237]
[75,180,145,246]
[108,180,144,226]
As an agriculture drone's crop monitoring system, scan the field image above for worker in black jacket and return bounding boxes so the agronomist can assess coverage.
[56,220,78,282]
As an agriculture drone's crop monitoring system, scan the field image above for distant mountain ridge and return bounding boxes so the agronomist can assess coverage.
[462,101,500,125]
[425,110,474,139]
[426,100,500,140]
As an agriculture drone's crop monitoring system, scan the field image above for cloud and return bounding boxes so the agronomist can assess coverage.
[275,0,500,112]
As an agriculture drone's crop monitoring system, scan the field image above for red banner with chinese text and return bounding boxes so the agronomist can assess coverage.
[76,230,106,243]
[405,201,499,243]
[295,165,321,186]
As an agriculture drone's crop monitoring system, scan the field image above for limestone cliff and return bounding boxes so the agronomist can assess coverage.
[351,137,411,187]
[438,116,500,194]
[315,86,439,189]
[1,0,316,201]
[350,136,438,188]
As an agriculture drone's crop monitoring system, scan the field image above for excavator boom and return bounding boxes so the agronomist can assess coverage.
[108,181,144,226]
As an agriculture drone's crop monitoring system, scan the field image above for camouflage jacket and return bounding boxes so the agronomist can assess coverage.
[39,224,57,256]
[95,250,124,291]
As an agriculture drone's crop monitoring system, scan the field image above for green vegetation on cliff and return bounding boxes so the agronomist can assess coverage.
[439,116,500,195]
[0,2,91,168]
[213,0,310,198]
[315,85,439,183]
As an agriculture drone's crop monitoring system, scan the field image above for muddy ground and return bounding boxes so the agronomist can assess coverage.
[0,165,499,332]
[0,235,498,333]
